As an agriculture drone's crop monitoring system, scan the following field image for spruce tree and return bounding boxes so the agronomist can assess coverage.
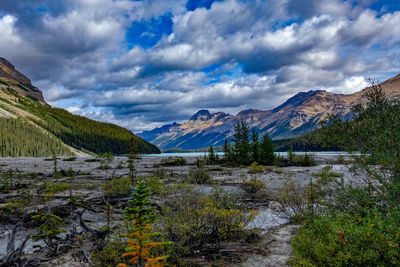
[206,146,218,165]
[121,181,171,267]
[124,180,156,227]
[232,119,251,165]
[259,133,275,165]
[223,138,232,164]
[251,128,259,163]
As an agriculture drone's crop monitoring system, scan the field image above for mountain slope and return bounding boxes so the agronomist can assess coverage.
[139,75,400,149]
[0,58,160,156]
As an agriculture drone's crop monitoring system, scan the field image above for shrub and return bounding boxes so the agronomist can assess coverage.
[62,156,77,161]
[241,176,266,194]
[160,184,256,259]
[209,166,224,172]
[209,186,239,209]
[275,179,308,221]
[152,168,168,179]
[276,152,316,167]
[40,181,70,195]
[337,155,347,164]
[297,153,316,166]
[290,208,400,266]
[196,158,205,168]
[31,213,66,245]
[248,162,264,173]
[84,158,100,162]
[275,174,333,222]
[135,176,164,195]
[97,152,113,169]
[91,234,126,267]
[188,167,211,184]
[313,165,343,180]
[0,202,23,223]
[196,200,254,241]
[103,176,131,197]
[0,169,14,193]
[160,156,187,166]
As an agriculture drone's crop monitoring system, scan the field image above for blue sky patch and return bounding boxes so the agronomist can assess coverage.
[126,14,173,49]
[186,0,220,11]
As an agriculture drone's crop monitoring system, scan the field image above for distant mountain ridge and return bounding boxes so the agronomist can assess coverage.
[138,74,400,150]
[0,57,160,156]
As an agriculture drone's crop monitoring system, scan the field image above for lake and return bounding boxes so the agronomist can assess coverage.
[139,151,349,157]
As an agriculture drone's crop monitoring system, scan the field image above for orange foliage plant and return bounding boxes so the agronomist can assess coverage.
[118,180,172,267]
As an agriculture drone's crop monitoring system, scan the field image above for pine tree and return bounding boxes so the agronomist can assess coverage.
[223,138,232,164]
[31,213,66,245]
[52,155,58,178]
[259,133,275,165]
[124,180,156,227]
[120,181,171,267]
[251,128,259,163]
[206,146,218,165]
[32,180,68,245]
[127,137,138,184]
[232,119,251,165]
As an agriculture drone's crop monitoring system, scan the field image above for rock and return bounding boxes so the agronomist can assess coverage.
[268,201,283,211]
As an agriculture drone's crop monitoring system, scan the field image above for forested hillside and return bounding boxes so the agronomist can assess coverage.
[273,132,340,152]
[28,105,160,155]
[0,117,73,157]
[0,58,160,156]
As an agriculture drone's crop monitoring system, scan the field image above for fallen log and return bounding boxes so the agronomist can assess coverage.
[0,222,31,267]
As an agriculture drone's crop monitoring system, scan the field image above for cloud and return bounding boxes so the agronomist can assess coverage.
[0,0,399,132]
[0,15,21,56]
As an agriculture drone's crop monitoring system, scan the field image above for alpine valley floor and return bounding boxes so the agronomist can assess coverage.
[0,154,355,266]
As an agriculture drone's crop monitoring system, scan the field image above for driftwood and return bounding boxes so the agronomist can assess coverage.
[75,209,107,241]
[76,210,98,238]
[0,222,31,267]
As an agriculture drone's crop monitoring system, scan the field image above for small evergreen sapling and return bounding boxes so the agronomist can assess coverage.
[97,152,113,169]
[119,181,172,267]
[127,137,138,184]
[31,213,66,245]
[52,155,58,178]
[205,146,219,165]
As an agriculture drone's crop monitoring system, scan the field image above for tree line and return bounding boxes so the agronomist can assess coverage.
[221,119,276,166]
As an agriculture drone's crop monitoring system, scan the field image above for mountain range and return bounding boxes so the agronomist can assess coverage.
[138,74,400,150]
[0,58,160,156]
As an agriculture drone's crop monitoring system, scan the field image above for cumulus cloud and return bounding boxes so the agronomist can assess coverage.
[0,0,399,132]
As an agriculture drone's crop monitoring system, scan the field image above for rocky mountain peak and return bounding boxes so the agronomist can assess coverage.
[237,109,263,116]
[0,57,31,85]
[0,57,45,103]
[190,109,212,121]
[0,57,14,68]
[273,90,329,112]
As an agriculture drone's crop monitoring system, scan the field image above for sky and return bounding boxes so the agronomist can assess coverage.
[1,0,400,133]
